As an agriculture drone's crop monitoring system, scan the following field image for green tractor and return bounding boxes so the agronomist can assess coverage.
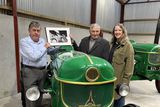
[25,41,160,106]
[25,46,131,107]
[131,40,160,93]
[25,14,160,106]
[132,13,160,93]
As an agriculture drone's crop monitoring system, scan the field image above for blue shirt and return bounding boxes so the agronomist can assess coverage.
[20,36,47,67]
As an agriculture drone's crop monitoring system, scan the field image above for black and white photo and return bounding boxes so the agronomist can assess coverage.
[45,27,71,46]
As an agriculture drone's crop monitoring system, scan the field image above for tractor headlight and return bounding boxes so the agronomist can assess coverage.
[116,83,130,97]
[26,86,40,101]
[85,67,99,82]
[149,53,160,65]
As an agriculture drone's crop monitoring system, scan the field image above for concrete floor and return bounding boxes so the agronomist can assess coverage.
[126,80,160,107]
[0,80,160,107]
[0,93,51,107]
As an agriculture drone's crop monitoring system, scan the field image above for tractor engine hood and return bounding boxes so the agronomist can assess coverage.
[132,42,160,53]
[51,51,116,84]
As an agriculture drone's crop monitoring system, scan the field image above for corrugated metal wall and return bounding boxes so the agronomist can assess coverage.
[0,0,7,5]
[96,0,121,31]
[128,0,148,2]
[124,2,160,35]
[16,0,120,31]
[17,0,91,26]
[1,0,159,36]
[0,0,120,31]
[128,0,159,2]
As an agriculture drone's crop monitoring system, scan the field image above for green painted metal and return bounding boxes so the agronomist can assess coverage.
[57,52,115,82]
[43,40,160,106]
[45,50,116,107]
[58,83,114,107]
[131,41,160,80]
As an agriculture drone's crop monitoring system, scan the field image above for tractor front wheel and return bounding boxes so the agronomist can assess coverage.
[155,80,160,93]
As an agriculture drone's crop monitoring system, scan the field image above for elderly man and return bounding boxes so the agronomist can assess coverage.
[79,23,110,60]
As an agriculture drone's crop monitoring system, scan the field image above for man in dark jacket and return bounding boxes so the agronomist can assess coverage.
[78,23,110,60]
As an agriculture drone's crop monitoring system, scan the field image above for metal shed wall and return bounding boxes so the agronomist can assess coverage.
[17,0,91,26]
[96,0,121,31]
[124,2,160,36]
[0,0,6,5]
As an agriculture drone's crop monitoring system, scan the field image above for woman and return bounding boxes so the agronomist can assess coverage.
[108,23,134,107]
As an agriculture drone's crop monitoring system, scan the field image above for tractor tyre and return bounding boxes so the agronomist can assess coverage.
[123,103,140,107]
[155,80,160,93]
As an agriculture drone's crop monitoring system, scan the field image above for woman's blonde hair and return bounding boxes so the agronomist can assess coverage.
[111,23,128,43]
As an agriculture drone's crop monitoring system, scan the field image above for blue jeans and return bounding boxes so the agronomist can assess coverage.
[114,97,125,107]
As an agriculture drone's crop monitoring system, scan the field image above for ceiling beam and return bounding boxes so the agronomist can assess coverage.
[126,0,160,5]
[154,12,160,44]
[90,0,97,24]
[120,4,125,23]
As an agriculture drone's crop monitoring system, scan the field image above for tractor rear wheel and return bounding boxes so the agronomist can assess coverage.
[155,80,160,93]
[123,103,140,107]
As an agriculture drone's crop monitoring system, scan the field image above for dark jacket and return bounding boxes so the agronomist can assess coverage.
[79,36,110,60]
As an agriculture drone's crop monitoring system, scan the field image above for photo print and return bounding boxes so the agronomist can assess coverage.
[45,27,71,46]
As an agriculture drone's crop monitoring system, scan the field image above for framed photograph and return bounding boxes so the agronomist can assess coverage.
[45,27,71,46]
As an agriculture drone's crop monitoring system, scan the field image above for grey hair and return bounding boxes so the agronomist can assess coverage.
[90,23,101,30]
[28,21,41,30]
